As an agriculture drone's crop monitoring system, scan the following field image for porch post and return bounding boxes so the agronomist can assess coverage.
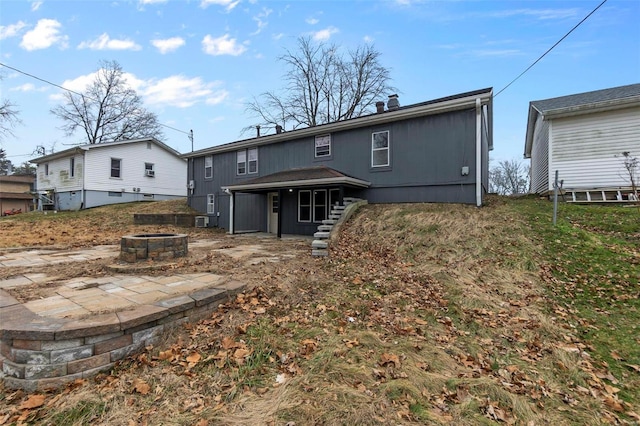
[229,191,235,234]
[338,185,344,206]
[277,189,283,239]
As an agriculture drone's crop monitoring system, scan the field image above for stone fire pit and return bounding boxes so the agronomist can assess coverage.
[120,233,188,263]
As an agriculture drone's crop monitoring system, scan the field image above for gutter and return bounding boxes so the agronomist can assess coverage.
[223,176,371,192]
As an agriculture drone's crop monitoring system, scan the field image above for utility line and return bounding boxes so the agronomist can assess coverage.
[494,0,608,98]
[0,61,191,136]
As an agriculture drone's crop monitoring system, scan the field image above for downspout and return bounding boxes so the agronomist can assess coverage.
[81,153,86,209]
[229,191,235,234]
[475,98,482,207]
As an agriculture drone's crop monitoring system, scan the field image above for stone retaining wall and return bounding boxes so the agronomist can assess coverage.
[0,280,244,391]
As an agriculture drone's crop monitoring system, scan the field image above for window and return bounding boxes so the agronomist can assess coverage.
[329,189,340,210]
[145,163,155,177]
[313,190,327,222]
[207,194,215,214]
[111,158,122,178]
[204,155,213,179]
[371,131,390,168]
[237,148,258,175]
[70,157,75,178]
[237,150,246,175]
[147,142,152,149]
[248,148,258,174]
[315,135,331,158]
[298,190,311,222]
[44,163,49,175]
[108,191,123,197]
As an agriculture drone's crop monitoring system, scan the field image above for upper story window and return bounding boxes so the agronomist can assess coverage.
[44,163,49,175]
[111,158,122,178]
[371,131,390,168]
[315,135,331,158]
[248,148,258,174]
[204,155,213,179]
[70,157,75,178]
[237,148,258,175]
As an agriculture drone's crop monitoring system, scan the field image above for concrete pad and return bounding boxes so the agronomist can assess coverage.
[123,291,170,305]
[0,276,32,289]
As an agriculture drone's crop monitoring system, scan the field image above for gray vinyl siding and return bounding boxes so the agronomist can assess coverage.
[188,108,482,232]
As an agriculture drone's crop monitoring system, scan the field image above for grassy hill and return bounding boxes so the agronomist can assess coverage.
[0,197,638,425]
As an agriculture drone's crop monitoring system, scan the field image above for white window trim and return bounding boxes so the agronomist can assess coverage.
[315,134,331,158]
[298,190,312,222]
[204,155,213,179]
[111,158,122,178]
[207,194,215,214]
[371,130,390,168]
[248,148,258,174]
[237,150,247,175]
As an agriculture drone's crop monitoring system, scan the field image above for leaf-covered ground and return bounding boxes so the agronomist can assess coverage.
[0,197,638,425]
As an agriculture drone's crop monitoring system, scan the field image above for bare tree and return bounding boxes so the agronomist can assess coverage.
[0,149,12,175]
[619,151,638,200]
[245,37,395,134]
[51,60,163,144]
[0,75,21,141]
[489,159,530,195]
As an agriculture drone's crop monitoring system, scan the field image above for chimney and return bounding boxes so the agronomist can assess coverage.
[375,101,385,113]
[276,124,283,134]
[387,94,400,111]
[256,125,261,138]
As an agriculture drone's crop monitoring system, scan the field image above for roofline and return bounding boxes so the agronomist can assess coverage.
[524,94,640,158]
[184,88,493,158]
[30,137,184,163]
[223,176,371,192]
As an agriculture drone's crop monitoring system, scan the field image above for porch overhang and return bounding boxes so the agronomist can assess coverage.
[222,166,370,193]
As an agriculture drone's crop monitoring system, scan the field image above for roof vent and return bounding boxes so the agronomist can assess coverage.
[387,94,400,111]
[276,124,283,134]
[256,125,261,138]
[375,101,385,113]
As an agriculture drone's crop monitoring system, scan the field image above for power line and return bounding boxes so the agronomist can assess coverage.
[494,0,608,98]
[0,61,191,136]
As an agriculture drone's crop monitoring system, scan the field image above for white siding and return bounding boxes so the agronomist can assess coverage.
[529,114,550,193]
[550,106,640,189]
[84,142,187,197]
[36,153,84,192]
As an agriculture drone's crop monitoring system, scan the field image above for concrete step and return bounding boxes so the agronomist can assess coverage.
[312,240,328,249]
[328,214,342,220]
[322,219,337,225]
[332,205,346,211]
[313,231,330,239]
[343,197,361,203]
[317,225,332,232]
[312,249,329,257]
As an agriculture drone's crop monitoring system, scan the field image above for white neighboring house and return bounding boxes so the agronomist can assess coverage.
[30,138,187,210]
[524,83,640,201]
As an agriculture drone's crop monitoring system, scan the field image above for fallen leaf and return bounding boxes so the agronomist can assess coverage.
[132,378,151,395]
[186,352,202,364]
[19,394,46,410]
[610,350,623,361]
[380,353,401,368]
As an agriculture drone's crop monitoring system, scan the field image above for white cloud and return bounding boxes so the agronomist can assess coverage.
[144,75,228,108]
[51,70,146,101]
[272,33,284,41]
[306,18,319,25]
[151,37,185,54]
[20,19,68,50]
[31,1,43,11]
[139,0,168,4]
[471,49,522,57]
[250,7,272,36]
[483,8,580,20]
[202,34,247,56]
[363,35,374,43]
[0,21,27,40]
[78,33,142,51]
[10,83,46,92]
[200,0,240,12]
[312,26,338,42]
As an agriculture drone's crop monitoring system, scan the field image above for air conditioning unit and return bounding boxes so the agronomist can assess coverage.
[187,180,195,189]
[145,170,155,177]
[195,216,209,228]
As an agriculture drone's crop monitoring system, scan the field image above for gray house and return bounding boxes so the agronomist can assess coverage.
[184,88,493,236]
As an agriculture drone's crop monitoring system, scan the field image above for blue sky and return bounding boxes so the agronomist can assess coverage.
[1,0,638,166]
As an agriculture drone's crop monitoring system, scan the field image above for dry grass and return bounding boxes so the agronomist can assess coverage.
[1,198,638,425]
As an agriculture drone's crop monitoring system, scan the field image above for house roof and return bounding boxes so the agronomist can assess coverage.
[184,87,494,159]
[524,83,640,157]
[0,192,34,200]
[223,166,371,192]
[29,137,184,164]
[0,175,35,184]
